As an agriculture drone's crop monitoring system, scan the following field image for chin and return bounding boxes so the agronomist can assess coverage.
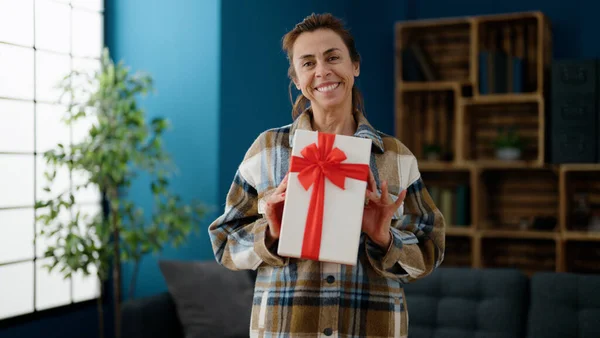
[315,96,349,110]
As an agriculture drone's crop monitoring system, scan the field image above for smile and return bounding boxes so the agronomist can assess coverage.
[315,82,340,92]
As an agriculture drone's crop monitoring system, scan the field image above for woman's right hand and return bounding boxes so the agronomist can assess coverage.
[264,173,289,242]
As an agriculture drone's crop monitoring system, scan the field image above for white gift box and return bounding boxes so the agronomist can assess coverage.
[277,129,372,265]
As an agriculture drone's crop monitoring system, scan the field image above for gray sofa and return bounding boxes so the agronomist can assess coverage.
[121,264,600,338]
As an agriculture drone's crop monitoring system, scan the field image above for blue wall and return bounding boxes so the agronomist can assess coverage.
[348,0,408,136]
[105,0,221,299]
[218,0,354,202]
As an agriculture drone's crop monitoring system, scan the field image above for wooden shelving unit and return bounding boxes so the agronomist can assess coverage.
[395,12,600,276]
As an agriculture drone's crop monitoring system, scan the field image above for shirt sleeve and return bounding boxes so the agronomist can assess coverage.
[365,157,446,283]
[207,135,289,271]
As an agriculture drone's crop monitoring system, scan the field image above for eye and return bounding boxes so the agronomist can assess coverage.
[328,56,339,61]
[302,61,314,67]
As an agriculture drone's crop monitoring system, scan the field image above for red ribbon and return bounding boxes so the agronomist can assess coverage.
[289,132,370,261]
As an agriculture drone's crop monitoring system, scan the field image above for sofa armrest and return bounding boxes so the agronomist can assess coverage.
[121,292,183,338]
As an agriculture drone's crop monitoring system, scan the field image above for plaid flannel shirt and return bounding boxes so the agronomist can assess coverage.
[208,110,446,338]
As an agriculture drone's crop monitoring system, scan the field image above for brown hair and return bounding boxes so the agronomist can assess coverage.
[282,13,364,120]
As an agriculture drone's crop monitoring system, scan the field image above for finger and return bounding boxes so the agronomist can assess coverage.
[365,189,382,205]
[273,192,286,204]
[368,170,377,192]
[267,192,286,205]
[265,193,286,221]
[380,180,392,204]
[274,174,289,194]
[394,189,407,208]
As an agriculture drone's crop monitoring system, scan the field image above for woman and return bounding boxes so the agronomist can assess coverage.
[208,13,446,338]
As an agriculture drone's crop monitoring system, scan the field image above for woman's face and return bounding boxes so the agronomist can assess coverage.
[292,29,359,113]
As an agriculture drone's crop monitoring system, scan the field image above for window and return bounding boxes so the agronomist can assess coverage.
[0,0,104,320]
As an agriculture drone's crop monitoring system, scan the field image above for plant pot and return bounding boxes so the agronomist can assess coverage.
[425,152,441,161]
[495,147,521,161]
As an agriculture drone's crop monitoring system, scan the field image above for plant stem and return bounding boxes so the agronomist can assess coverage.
[128,258,141,300]
[97,280,105,338]
[111,200,122,338]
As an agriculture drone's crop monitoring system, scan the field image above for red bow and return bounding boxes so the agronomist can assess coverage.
[289,132,370,261]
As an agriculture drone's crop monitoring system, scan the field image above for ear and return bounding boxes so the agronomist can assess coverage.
[293,78,301,90]
[353,62,360,77]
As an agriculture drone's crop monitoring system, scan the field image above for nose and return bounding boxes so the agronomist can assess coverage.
[315,61,331,78]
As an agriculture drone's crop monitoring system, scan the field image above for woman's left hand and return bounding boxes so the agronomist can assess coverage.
[362,171,407,249]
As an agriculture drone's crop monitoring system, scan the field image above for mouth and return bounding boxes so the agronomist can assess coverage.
[314,82,341,93]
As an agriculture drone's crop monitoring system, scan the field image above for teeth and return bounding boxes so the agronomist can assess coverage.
[316,83,340,92]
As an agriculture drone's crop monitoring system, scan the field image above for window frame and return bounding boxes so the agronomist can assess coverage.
[0,0,106,322]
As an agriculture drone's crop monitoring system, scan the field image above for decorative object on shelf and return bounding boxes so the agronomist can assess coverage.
[572,193,591,231]
[518,217,531,230]
[34,48,208,338]
[423,142,443,161]
[589,211,600,232]
[493,126,524,161]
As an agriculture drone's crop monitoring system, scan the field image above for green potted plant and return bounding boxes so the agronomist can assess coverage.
[34,48,207,338]
[493,126,524,161]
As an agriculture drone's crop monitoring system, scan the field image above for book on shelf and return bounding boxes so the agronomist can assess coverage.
[479,24,528,94]
[479,50,524,94]
[428,184,470,227]
[401,42,438,82]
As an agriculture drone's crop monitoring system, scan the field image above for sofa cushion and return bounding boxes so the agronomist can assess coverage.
[159,260,255,338]
[402,267,529,338]
[527,272,600,338]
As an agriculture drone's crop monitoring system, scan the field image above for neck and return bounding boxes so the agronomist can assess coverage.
[310,100,357,136]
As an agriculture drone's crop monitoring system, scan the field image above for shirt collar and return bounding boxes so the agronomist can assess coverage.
[289,109,385,153]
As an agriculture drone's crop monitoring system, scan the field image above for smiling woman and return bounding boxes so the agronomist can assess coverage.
[208,13,446,338]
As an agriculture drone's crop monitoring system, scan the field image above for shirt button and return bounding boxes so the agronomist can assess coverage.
[326,275,335,284]
[323,328,333,336]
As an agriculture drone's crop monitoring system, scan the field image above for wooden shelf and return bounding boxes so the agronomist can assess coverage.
[460,100,545,164]
[473,11,551,97]
[396,12,600,275]
[442,236,473,267]
[461,92,543,104]
[419,160,555,170]
[418,161,473,171]
[566,241,600,274]
[447,226,475,236]
[561,164,600,172]
[479,168,559,232]
[481,237,556,275]
[564,231,600,242]
[561,169,600,233]
[398,80,467,92]
[472,160,550,169]
[481,229,557,240]
[392,11,600,275]
[397,89,457,161]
